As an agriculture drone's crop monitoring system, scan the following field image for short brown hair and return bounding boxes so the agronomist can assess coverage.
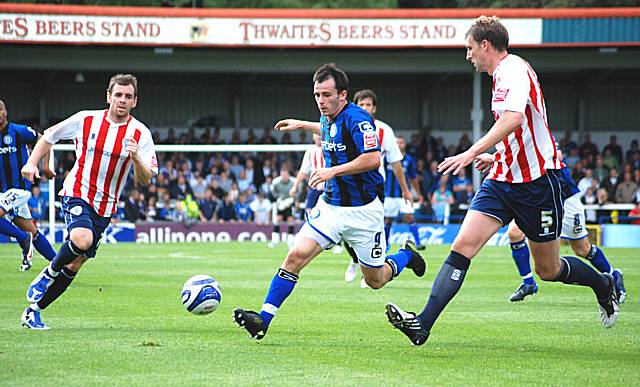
[353,89,377,106]
[465,15,509,52]
[107,73,138,97]
[313,63,349,93]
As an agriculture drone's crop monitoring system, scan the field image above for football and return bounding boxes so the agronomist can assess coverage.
[180,275,222,315]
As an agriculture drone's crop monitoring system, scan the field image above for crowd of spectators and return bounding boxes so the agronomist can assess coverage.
[29,126,640,225]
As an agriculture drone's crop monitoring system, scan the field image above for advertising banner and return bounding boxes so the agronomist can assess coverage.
[0,13,542,47]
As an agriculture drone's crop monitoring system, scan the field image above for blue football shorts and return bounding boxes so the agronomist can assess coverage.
[469,169,565,243]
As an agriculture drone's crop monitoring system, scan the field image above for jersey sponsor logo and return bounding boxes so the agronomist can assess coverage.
[329,123,338,137]
[321,140,346,152]
[363,131,377,150]
[3,135,12,145]
[86,146,128,161]
[358,121,375,133]
[493,88,510,102]
[0,145,17,154]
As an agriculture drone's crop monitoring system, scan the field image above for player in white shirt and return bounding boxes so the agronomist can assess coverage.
[20,74,158,329]
[386,16,619,347]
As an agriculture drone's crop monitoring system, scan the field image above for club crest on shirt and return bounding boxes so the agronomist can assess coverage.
[3,135,12,145]
[493,88,510,102]
[329,123,338,138]
[357,121,374,133]
[363,131,378,150]
[70,206,83,216]
[123,138,130,149]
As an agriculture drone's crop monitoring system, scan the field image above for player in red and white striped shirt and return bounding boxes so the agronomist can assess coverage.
[20,74,158,330]
[386,16,619,346]
[290,133,326,211]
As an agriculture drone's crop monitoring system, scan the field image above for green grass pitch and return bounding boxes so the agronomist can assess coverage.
[1,242,638,386]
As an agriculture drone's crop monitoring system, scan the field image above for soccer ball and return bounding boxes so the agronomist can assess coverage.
[181,275,222,315]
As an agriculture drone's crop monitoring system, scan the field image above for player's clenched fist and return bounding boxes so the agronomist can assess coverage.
[126,136,139,160]
[21,162,40,182]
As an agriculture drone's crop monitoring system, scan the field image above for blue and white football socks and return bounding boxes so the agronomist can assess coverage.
[33,231,56,261]
[385,249,411,278]
[260,268,298,327]
[408,221,421,246]
[510,239,535,286]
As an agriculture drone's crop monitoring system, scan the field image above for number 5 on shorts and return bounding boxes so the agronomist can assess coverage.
[541,210,554,234]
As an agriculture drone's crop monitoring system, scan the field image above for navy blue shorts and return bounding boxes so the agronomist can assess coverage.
[469,170,565,243]
[305,188,323,210]
[62,196,111,258]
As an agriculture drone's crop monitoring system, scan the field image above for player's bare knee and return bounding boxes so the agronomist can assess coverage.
[535,264,559,281]
[283,248,307,272]
[69,231,93,251]
[363,276,384,289]
[571,242,591,258]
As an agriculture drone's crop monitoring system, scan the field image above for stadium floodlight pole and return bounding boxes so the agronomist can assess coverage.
[47,143,311,243]
[470,70,484,191]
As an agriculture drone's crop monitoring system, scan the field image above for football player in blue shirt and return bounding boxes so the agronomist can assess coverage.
[0,99,56,271]
[233,64,426,340]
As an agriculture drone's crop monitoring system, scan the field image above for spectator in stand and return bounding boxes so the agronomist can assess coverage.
[146,196,159,221]
[237,169,255,192]
[629,202,640,225]
[234,193,253,223]
[123,190,146,222]
[601,148,620,172]
[593,155,609,182]
[230,129,242,145]
[198,188,219,223]
[211,126,224,144]
[421,160,440,199]
[455,133,472,154]
[430,177,454,223]
[615,171,638,203]
[635,169,640,186]
[160,159,178,181]
[229,155,244,179]
[602,135,623,167]
[218,170,234,194]
[169,173,193,200]
[561,131,578,155]
[218,193,237,223]
[630,149,640,172]
[406,133,420,159]
[163,128,177,144]
[206,178,225,201]
[626,139,639,163]
[451,167,473,204]
[200,127,212,144]
[27,186,47,221]
[270,169,294,223]
[260,125,278,144]
[247,128,258,144]
[250,192,272,225]
[563,147,580,169]
[421,126,437,156]
[228,182,240,201]
[579,134,598,159]
[434,136,448,162]
[577,167,595,196]
[595,188,612,223]
[259,175,273,198]
[262,158,273,180]
[582,186,598,224]
[179,160,193,182]
[601,167,619,199]
[190,175,207,200]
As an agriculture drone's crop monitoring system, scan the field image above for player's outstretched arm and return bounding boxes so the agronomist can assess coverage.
[274,119,321,135]
[438,111,523,176]
[391,161,413,205]
[309,151,380,188]
[22,137,53,182]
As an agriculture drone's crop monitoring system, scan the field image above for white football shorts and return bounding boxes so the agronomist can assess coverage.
[383,197,414,217]
[297,197,386,268]
[560,194,589,240]
[0,188,32,220]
